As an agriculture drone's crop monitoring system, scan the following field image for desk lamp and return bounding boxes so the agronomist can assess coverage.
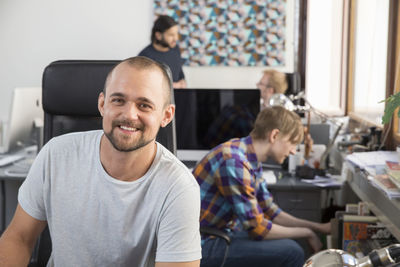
[303,244,400,267]
[269,93,344,170]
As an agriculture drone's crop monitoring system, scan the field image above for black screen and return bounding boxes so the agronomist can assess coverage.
[174,89,260,150]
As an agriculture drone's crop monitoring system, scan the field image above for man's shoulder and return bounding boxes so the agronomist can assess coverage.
[155,144,199,189]
[193,141,244,171]
[47,130,101,151]
[138,44,155,56]
[218,139,247,156]
[169,45,181,53]
[205,140,251,171]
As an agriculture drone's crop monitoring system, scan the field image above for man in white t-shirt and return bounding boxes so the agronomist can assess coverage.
[0,56,201,267]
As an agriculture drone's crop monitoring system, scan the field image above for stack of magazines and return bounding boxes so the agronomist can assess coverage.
[369,160,400,199]
[385,161,400,186]
[371,173,400,199]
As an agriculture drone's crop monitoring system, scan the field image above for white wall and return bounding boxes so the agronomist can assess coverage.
[0,0,153,121]
[0,0,295,122]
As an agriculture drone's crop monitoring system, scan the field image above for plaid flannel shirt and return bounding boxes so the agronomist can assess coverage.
[193,135,281,240]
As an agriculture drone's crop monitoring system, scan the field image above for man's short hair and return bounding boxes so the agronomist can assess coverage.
[151,15,178,43]
[262,69,288,94]
[251,106,303,144]
[103,56,173,106]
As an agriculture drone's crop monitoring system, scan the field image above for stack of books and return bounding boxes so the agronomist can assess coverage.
[341,214,396,257]
[383,161,400,196]
[330,205,398,257]
[371,173,400,199]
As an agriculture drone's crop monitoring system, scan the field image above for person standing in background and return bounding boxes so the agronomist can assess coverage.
[139,15,187,89]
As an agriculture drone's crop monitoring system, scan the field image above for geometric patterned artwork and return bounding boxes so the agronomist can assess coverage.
[154,0,287,66]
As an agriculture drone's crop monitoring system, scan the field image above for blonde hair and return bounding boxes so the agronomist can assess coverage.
[262,69,288,94]
[251,106,303,144]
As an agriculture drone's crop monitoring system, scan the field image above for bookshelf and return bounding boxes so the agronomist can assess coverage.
[345,162,400,241]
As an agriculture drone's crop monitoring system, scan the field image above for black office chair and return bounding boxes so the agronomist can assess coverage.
[30,59,177,267]
[284,72,302,97]
[200,226,231,267]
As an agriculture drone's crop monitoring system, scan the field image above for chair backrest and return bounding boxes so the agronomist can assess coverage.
[33,60,177,266]
[42,60,176,151]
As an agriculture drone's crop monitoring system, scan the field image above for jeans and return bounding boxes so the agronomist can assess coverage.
[201,231,305,267]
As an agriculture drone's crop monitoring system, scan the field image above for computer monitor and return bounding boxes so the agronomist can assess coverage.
[0,87,43,153]
[174,88,260,161]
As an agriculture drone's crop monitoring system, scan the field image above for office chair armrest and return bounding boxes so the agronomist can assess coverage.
[200,226,231,245]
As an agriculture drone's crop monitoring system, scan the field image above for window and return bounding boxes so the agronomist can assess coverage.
[305,0,347,115]
[350,0,389,126]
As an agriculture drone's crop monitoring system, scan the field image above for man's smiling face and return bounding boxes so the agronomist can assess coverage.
[98,62,171,152]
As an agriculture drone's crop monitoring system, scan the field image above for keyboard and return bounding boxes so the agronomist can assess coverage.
[0,154,25,167]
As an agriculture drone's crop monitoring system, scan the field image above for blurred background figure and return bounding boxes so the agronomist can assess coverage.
[256,69,288,109]
[139,15,187,88]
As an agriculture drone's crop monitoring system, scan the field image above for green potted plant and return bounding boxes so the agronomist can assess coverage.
[382,92,400,124]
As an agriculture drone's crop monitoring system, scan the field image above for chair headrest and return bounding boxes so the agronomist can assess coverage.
[42,60,120,116]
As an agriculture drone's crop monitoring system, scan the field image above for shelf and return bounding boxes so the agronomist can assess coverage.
[346,163,400,241]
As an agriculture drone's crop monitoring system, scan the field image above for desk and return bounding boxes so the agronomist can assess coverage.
[345,162,400,241]
[269,174,342,222]
[266,173,343,258]
[184,159,343,222]
[0,149,35,233]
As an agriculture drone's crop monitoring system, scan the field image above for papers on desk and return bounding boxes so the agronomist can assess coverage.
[0,154,25,167]
[369,174,400,199]
[346,150,400,198]
[3,157,33,177]
[263,170,277,184]
[301,175,344,187]
[346,151,398,170]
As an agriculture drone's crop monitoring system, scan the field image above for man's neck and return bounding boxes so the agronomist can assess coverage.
[251,135,270,163]
[152,42,170,52]
[99,135,157,182]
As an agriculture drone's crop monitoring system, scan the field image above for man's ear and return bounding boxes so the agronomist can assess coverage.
[268,129,280,143]
[98,92,105,117]
[155,32,162,41]
[160,104,175,128]
[267,87,275,95]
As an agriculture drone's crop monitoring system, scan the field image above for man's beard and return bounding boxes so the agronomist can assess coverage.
[104,120,157,152]
[155,36,171,49]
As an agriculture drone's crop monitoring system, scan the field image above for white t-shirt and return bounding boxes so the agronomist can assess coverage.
[18,130,201,267]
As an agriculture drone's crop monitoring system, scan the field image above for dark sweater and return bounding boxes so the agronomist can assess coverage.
[138,44,185,82]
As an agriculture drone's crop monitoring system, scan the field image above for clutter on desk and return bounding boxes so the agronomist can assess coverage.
[288,144,327,179]
[370,174,400,199]
[345,151,397,171]
[3,156,33,177]
[262,170,277,184]
[289,144,327,170]
[300,175,344,187]
[0,154,25,167]
[1,145,38,178]
[345,151,400,199]
[367,161,400,199]
[295,165,325,179]
[337,126,384,153]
